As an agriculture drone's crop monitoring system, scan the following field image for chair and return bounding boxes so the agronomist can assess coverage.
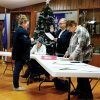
[2,48,14,75]
[26,59,48,85]
[26,70,45,85]
[26,67,49,91]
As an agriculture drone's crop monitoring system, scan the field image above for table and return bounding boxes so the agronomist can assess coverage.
[31,55,100,78]
[0,52,99,78]
[0,51,11,57]
[31,55,100,100]
[0,51,100,100]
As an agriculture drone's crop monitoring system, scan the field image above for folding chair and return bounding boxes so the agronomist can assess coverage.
[26,59,50,87]
[26,66,46,85]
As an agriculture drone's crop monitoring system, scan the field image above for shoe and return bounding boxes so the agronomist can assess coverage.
[13,86,26,91]
[78,92,93,99]
[70,89,80,95]
[78,94,93,100]
[21,75,28,78]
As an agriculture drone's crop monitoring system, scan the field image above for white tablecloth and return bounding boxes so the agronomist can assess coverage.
[0,51,100,78]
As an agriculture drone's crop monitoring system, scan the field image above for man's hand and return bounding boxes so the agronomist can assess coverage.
[63,54,68,58]
[69,55,75,60]
[63,52,69,58]
[53,38,57,42]
[31,38,34,43]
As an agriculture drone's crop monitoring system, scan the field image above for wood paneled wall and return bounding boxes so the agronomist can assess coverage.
[0,0,99,12]
[90,53,100,67]
[10,0,100,12]
[0,6,10,13]
[91,35,100,46]
[0,0,99,48]
[11,3,45,12]
[50,0,100,10]
[0,6,5,13]
[30,11,37,37]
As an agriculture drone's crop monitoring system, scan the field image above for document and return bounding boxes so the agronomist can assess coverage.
[45,32,54,40]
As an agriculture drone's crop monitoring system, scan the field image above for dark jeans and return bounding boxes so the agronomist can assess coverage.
[76,61,93,99]
[13,60,25,88]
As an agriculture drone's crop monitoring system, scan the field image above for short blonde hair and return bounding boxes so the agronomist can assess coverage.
[17,14,28,26]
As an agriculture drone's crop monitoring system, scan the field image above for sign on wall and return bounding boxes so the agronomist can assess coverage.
[54,11,78,29]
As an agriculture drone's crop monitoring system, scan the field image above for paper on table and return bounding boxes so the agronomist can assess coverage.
[59,68,77,70]
[57,57,69,61]
[45,32,54,40]
[53,61,72,65]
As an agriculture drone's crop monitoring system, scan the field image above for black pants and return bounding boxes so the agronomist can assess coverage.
[25,59,49,78]
[76,61,93,99]
[13,60,25,88]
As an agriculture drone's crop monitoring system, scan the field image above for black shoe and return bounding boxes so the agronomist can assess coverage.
[78,94,93,100]
[70,89,80,95]
[21,75,28,78]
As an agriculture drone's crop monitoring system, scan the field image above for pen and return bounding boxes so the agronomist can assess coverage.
[60,68,76,70]
[70,61,81,63]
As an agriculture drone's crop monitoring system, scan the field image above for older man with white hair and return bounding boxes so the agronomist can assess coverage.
[50,18,72,57]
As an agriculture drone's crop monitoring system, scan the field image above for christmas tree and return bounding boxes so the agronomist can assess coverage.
[34,0,55,42]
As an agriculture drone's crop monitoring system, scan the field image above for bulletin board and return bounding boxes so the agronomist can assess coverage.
[54,10,78,28]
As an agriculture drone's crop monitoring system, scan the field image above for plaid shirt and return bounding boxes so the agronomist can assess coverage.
[66,25,92,61]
